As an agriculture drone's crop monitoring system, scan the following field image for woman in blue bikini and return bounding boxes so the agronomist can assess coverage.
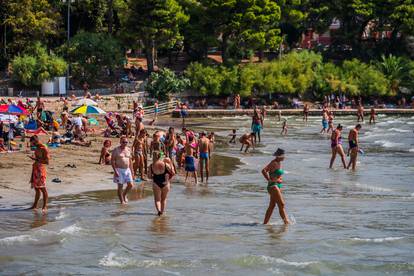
[261,148,289,225]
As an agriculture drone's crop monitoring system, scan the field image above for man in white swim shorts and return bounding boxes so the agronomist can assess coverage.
[111,136,134,204]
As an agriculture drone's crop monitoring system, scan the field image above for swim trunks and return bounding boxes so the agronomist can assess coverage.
[200,152,209,159]
[113,168,133,185]
[251,123,262,134]
[180,110,188,117]
[322,119,328,129]
[349,140,357,149]
[185,156,196,172]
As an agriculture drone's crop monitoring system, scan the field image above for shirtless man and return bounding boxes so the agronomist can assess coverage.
[28,135,50,214]
[35,97,45,119]
[198,132,211,183]
[347,124,362,170]
[357,104,364,122]
[184,135,198,184]
[111,136,134,204]
[239,133,255,153]
[132,130,146,181]
[135,116,144,137]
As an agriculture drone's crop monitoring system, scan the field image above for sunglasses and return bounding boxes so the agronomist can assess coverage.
[121,141,129,144]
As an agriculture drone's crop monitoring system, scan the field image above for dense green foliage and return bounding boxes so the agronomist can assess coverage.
[185,51,412,99]
[63,32,123,82]
[1,0,413,96]
[125,0,189,73]
[146,68,189,101]
[11,43,67,86]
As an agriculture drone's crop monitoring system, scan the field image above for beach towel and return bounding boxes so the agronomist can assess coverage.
[26,128,48,135]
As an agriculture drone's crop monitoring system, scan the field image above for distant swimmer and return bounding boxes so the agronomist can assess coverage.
[329,124,347,169]
[303,104,309,122]
[111,136,134,204]
[320,109,328,134]
[239,133,255,153]
[369,108,376,124]
[262,148,289,225]
[149,156,175,216]
[347,124,362,170]
[357,104,364,122]
[281,119,288,135]
[28,135,50,214]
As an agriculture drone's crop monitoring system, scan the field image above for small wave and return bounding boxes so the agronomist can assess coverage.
[0,235,37,246]
[59,224,82,235]
[354,183,393,193]
[55,211,67,220]
[389,128,411,133]
[407,122,414,125]
[99,252,196,269]
[374,140,403,148]
[409,149,414,153]
[351,237,404,243]
[234,255,317,268]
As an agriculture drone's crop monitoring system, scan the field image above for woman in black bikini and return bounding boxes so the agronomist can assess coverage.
[149,155,175,216]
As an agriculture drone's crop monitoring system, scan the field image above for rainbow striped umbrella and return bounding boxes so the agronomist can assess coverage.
[71,105,106,115]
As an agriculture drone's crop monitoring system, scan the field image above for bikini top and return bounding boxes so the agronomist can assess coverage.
[153,166,168,185]
[270,168,284,178]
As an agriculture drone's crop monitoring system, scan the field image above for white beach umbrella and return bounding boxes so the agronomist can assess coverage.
[74,98,98,106]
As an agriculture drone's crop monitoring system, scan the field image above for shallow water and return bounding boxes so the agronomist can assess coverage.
[1,115,413,275]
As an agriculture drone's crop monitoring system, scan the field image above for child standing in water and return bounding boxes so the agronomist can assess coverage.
[229,129,236,143]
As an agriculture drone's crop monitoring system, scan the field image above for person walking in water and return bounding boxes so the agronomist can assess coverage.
[357,104,364,122]
[262,148,289,225]
[347,124,362,170]
[198,132,211,183]
[369,107,376,124]
[111,136,134,204]
[184,135,198,184]
[320,109,328,134]
[28,135,50,214]
[149,156,175,216]
[329,124,347,169]
[303,104,309,122]
[251,107,263,143]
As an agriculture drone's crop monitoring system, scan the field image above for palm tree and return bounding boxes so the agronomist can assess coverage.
[375,55,407,96]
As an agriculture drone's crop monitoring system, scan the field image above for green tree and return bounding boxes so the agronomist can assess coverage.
[125,0,188,74]
[63,32,123,82]
[375,54,414,96]
[4,0,61,56]
[11,42,67,87]
[146,68,189,101]
[342,59,390,96]
[198,0,282,64]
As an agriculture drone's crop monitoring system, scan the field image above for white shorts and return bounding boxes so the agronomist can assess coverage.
[113,168,133,185]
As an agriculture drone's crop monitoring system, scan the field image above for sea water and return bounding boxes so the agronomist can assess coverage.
[0,115,413,275]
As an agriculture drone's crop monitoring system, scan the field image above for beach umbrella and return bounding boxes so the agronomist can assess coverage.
[74,98,98,106]
[0,104,29,115]
[71,105,106,115]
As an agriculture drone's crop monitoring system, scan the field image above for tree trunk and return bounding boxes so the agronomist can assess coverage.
[145,40,156,75]
[221,33,229,65]
[108,0,113,34]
